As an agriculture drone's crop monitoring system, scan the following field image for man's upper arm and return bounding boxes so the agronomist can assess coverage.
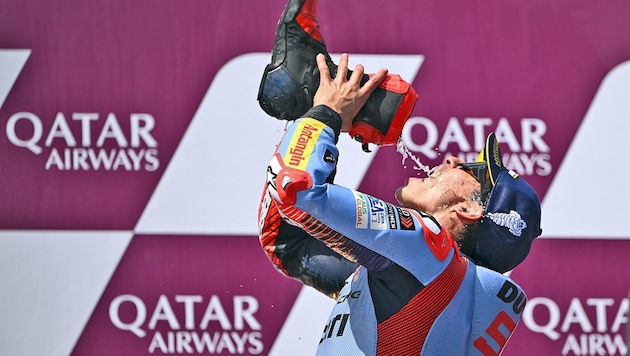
[469,268,526,355]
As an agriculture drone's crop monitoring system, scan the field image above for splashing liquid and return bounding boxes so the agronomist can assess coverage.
[396,138,436,177]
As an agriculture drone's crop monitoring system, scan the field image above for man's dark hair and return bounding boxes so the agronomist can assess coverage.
[457,179,492,262]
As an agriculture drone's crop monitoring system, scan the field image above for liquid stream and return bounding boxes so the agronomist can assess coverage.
[396,138,436,177]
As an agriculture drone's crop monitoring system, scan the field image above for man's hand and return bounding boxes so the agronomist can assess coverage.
[313,53,388,132]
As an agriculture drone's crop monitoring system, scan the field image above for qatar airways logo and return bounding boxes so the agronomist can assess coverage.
[0,50,159,172]
[522,296,628,355]
[109,294,264,354]
[6,111,160,171]
[401,117,551,177]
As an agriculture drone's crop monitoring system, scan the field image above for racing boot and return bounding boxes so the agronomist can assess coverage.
[257,0,419,151]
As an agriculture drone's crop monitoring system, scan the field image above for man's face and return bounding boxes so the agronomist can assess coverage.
[395,157,481,215]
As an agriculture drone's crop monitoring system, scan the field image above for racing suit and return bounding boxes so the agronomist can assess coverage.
[258,105,526,355]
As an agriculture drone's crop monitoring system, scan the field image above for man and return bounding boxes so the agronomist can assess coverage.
[257,1,542,355]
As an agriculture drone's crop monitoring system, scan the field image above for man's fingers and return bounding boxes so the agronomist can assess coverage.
[316,53,331,82]
[336,53,349,83]
[361,68,389,95]
[313,53,389,127]
[349,63,365,86]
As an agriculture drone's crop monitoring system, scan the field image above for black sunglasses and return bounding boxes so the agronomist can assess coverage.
[457,162,488,185]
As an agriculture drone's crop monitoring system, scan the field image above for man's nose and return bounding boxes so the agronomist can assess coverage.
[444,156,464,168]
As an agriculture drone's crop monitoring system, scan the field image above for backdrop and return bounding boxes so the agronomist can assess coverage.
[1,0,629,355]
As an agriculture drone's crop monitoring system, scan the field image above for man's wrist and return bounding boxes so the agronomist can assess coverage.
[302,105,342,141]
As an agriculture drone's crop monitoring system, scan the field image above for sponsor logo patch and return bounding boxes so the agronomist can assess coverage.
[386,203,398,230]
[353,192,368,229]
[285,119,325,170]
[487,210,527,237]
[396,207,416,230]
[367,196,387,230]
[323,149,336,163]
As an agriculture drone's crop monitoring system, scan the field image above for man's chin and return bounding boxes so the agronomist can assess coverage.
[394,187,405,206]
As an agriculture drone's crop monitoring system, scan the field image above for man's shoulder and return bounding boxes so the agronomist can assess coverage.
[470,263,526,300]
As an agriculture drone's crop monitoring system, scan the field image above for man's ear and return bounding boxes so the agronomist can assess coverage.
[454,202,483,223]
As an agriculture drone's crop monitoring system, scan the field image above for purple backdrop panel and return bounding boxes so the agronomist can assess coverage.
[72,234,302,355]
[506,239,630,355]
